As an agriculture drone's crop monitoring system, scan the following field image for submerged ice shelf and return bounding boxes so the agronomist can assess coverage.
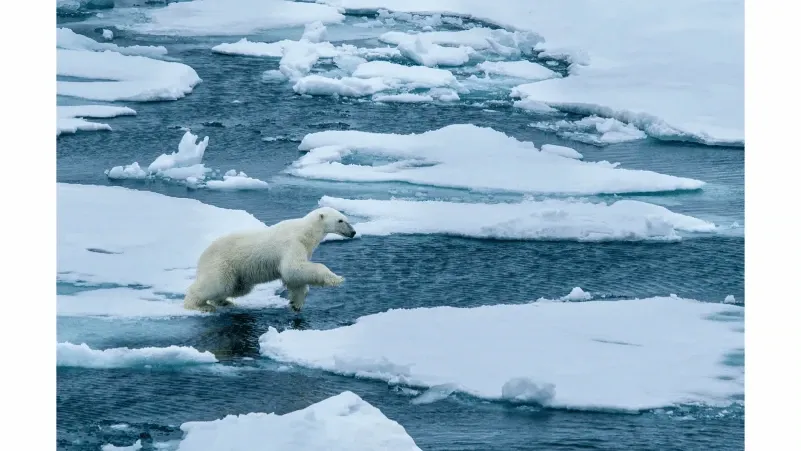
[260,296,744,412]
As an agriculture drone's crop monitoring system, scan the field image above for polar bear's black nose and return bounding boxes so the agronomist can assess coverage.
[348,229,356,238]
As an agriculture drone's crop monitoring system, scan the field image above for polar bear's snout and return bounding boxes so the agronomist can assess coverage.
[338,220,357,238]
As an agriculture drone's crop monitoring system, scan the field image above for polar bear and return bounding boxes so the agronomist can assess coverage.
[183,206,356,313]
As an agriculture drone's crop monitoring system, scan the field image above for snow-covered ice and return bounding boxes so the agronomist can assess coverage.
[102,29,114,40]
[477,60,560,81]
[318,196,717,242]
[540,144,582,159]
[396,38,473,67]
[131,0,345,36]
[206,170,271,191]
[352,61,459,89]
[148,131,209,173]
[530,116,647,146]
[373,93,433,103]
[561,287,592,301]
[57,183,286,317]
[292,124,705,195]
[57,105,136,136]
[322,0,743,146]
[260,296,744,411]
[293,75,389,97]
[57,28,167,57]
[106,131,269,190]
[57,49,201,102]
[379,28,540,56]
[102,440,142,451]
[57,342,218,369]
[175,391,421,451]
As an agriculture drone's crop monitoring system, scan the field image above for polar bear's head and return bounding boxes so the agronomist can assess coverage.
[315,207,356,238]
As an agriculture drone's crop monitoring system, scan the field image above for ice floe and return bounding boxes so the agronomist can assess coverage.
[130,0,345,36]
[57,49,201,102]
[176,391,421,450]
[260,296,744,411]
[318,196,717,242]
[56,105,136,136]
[57,342,217,368]
[105,130,269,190]
[57,183,286,317]
[291,124,705,195]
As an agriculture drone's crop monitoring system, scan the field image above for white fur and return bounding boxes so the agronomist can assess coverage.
[183,207,356,313]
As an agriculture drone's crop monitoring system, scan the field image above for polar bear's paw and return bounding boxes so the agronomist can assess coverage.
[323,274,345,287]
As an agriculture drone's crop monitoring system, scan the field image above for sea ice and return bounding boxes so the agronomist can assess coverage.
[561,287,592,301]
[101,440,142,451]
[57,183,286,317]
[175,391,421,451]
[57,342,218,369]
[540,144,582,159]
[57,49,201,102]
[293,75,389,97]
[292,124,705,195]
[379,28,540,56]
[372,93,434,103]
[102,29,113,40]
[206,170,270,190]
[57,105,136,136]
[57,28,167,57]
[317,196,717,242]
[477,60,560,81]
[397,37,473,67]
[529,116,647,146]
[105,131,269,189]
[260,296,744,411]
[132,0,345,36]
[352,61,459,89]
[322,0,743,145]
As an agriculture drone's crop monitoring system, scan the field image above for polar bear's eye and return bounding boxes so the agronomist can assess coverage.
[338,219,344,223]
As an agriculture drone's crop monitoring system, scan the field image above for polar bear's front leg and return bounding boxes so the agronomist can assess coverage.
[280,260,344,288]
[287,285,309,312]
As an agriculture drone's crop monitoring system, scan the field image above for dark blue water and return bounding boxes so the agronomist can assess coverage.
[57,9,744,451]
